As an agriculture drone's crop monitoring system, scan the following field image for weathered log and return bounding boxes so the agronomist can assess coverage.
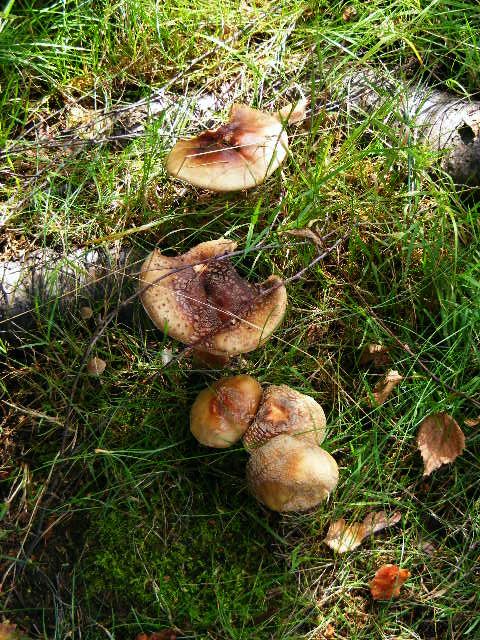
[338,68,480,186]
[0,245,137,339]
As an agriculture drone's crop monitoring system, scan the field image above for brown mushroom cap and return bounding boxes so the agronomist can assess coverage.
[246,435,339,512]
[139,238,287,355]
[166,104,288,192]
[190,375,263,448]
[243,384,326,450]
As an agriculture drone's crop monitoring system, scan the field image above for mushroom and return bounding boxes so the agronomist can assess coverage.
[190,375,263,448]
[166,103,289,191]
[243,384,326,450]
[246,435,339,512]
[139,238,287,356]
[189,377,339,512]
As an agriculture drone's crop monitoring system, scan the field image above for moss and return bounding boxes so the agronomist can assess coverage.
[82,478,297,637]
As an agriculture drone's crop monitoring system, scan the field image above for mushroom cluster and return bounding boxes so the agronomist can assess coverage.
[190,376,339,512]
[139,239,287,358]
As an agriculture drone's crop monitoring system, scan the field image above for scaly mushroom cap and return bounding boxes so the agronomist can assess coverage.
[190,375,263,448]
[243,385,326,450]
[139,239,287,356]
[166,104,288,192]
[246,435,339,512]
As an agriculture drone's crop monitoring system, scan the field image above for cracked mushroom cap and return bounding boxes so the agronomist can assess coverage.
[190,375,263,448]
[243,384,326,450]
[246,435,339,512]
[139,238,287,356]
[166,104,288,192]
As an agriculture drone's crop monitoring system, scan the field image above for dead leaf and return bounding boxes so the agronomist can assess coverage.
[359,343,391,367]
[80,306,93,320]
[362,510,402,535]
[324,511,401,553]
[135,631,177,640]
[286,227,325,250]
[324,518,366,553]
[369,564,410,600]
[417,413,465,476]
[278,98,308,124]
[65,104,113,139]
[370,370,403,405]
[342,6,358,22]
[0,622,29,640]
[322,624,335,639]
[87,357,107,376]
[464,416,480,427]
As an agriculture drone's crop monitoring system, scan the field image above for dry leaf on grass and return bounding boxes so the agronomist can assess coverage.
[135,631,177,640]
[362,510,402,535]
[65,104,113,139]
[324,511,402,553]
[87,357,107,376]
[369,564,410,600]
[324,519,366,553]
[286,227,324,249]
[359,343,391,367]
[417,413,465,476]
[464,416,480,427]
[278,98,308,124]
[370,370,403,405]
[0,622,29,640]
[342,5,358,22]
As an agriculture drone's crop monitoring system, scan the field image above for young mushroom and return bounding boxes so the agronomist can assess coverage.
[166,103,292,191]
[246,434,339,512]
[190,375,262,448]
[139,238,287,356]
[243,384,326,450]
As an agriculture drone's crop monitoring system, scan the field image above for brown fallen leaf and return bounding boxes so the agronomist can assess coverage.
[286,227,324,249]
[417,413,465,476]
[135,631,177,640]
[324,518,366,553]
[342,5,358,22]
[87,356,107,376]
[464,416,480,427]
[65,104,113,139]
[278,98,308,124]
[324,511,402,553]
[80,306,93,320]
[362,510,402,535]
[370,370,403,405]
[0,622,29,640]
[359,343,391,367]
[369,564,410,600]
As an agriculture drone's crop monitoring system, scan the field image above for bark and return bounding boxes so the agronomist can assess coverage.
[339,68,480,186]
[0,245,137,339]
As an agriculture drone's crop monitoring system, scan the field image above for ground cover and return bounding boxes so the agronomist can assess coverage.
[1,1,479,638]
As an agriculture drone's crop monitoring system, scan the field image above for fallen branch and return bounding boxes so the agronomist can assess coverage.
[338,67,480,185]
[0,245,137,338]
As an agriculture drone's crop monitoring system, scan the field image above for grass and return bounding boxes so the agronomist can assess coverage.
[1,0,480,638]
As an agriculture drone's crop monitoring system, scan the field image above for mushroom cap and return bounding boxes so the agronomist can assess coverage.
[246,435,339,512]
[243,384,326,450]
[139,238,287,356]
[166,103,288,192]
[190,375,263,448]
